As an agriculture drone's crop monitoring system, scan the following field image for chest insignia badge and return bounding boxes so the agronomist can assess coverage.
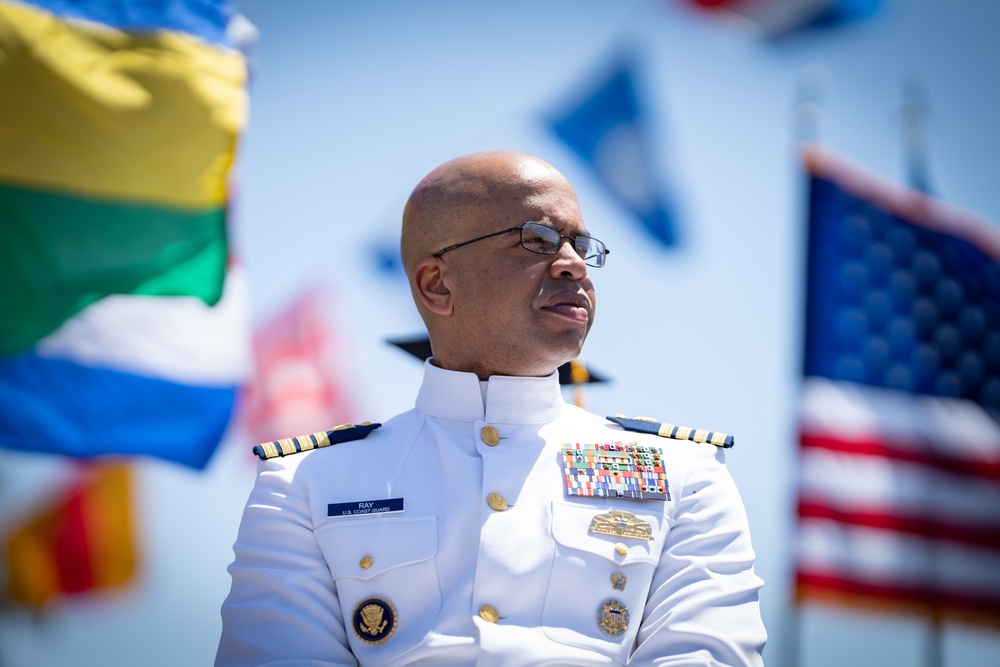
[589,510,653,541]
[611,572,627,591]
[598,599,630,637]
[561,442,669,501]
[352,596,397,645]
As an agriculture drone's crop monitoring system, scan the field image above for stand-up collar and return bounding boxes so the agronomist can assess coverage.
[415,360,565,424]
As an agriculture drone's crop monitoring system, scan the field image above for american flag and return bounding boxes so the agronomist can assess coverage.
[795,145,1000,627]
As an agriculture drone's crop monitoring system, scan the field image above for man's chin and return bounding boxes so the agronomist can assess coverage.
[539,334,588,370]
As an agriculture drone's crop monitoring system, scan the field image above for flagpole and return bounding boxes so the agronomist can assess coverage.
[570,359,589,409]
[927,612,944,667]
[793,63,831,145]
[789,62,831,667]
[900,80,933,194]
[901,81,944,667]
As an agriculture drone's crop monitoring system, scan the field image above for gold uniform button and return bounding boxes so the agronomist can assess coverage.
[481,426,501,446]
[487,493,508,511]
[615,542,629,556]
[479,604,500,623]
[359,556,373,570]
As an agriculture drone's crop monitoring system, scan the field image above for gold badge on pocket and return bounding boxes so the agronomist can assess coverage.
[588,509,653,541]
[597,599,629,637]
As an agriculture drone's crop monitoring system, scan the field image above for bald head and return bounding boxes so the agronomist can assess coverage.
[401,151,569,278]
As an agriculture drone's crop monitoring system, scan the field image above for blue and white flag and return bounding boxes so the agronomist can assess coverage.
[548,58,679,248]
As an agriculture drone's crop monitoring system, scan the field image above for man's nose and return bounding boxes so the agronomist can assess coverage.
[550,238,587,279]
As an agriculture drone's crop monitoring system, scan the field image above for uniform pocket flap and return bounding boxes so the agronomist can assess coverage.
[315,515,437,580]
[551,502,660,565]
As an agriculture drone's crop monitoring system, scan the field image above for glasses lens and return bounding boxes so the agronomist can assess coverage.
[575,236,606,268]
[520,223,560,254]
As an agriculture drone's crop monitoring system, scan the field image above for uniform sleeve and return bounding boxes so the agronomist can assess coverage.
[629,448,767,666]
[215,460,358,667]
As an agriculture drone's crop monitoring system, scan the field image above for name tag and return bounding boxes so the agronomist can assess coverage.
[328,498,404,517]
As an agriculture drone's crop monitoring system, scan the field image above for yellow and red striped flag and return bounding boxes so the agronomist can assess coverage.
[4,462,137,608]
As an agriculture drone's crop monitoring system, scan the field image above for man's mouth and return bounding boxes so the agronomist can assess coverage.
[541,294,591,322]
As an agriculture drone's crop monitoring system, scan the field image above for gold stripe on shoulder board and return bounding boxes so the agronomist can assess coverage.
[607,414,734,449]
[253,422,382,460]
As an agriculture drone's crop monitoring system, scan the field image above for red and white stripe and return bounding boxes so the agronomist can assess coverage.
[795,377,1000,625]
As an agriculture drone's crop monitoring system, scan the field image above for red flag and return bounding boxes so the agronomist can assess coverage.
[3,461,137,608]
[680,0,880,37]
[795,145,1000,628]
[240,287,357,445]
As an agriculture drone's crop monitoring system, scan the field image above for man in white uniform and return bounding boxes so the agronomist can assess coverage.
[217,151,766,666]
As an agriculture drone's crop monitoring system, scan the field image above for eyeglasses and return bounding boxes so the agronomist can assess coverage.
[432,221,610,268]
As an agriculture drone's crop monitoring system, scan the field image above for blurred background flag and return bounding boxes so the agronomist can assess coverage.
[239,287,358,446]
[795,144,1000,628]
[548,56,680,247]
[3,461,136,609]
[0,0,251,469]
[683,0,880,39]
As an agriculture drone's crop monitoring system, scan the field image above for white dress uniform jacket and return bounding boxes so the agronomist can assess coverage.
[217,361,766,666]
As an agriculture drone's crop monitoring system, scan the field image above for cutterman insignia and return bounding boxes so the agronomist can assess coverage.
[607,414,734,448]
[253,422,382,460]
[598,599,630,637]
[589,510,653,541]
[352,596,397,645]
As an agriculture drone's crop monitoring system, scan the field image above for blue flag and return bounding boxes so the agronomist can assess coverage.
[548,58,679,247]
[23,0,237,46]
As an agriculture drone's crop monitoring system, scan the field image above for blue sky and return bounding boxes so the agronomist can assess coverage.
[2,1,998,665]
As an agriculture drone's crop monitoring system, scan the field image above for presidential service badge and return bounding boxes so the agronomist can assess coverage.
[352,596,397,645]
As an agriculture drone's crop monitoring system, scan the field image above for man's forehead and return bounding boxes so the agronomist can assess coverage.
[522,179,584,222]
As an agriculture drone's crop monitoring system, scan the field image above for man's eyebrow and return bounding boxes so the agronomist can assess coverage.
[539,221,593,237]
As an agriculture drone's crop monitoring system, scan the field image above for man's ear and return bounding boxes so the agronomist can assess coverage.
[414,258,453,316]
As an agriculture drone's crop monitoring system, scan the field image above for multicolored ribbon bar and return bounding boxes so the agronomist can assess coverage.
[561,442,669,501]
